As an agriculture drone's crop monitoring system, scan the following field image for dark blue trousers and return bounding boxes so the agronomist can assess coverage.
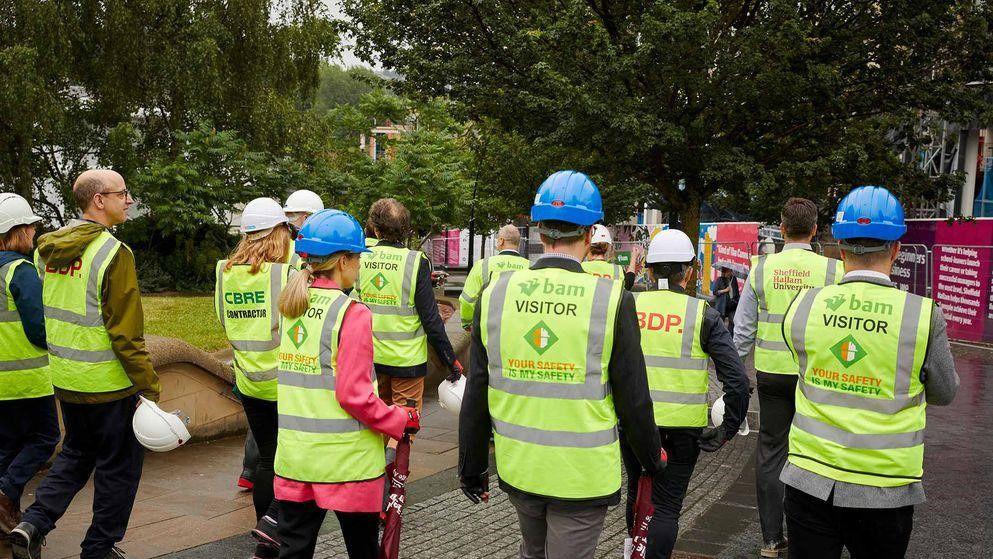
[0,395,61,504]
[22,395,144,559]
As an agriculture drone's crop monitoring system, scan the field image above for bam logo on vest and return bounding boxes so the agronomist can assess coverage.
[517,278,586,298]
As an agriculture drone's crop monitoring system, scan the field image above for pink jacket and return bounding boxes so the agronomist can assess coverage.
[273,278,407,512]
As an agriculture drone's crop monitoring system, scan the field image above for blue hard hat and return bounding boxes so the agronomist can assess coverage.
[530,170,604,226]
[295,209,371,257]
[831,186,907,242]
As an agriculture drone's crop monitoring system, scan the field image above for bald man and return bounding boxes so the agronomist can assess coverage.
[11,170,159,559]
[459,224,530,330]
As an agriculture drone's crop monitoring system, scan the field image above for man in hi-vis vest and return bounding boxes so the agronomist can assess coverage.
[733,198,843,558]
[460,170,664,558]
[781,186,957,557]
[459,224,529,330]
[12,170,160,559]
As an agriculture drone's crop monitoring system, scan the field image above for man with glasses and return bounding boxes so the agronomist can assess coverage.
[11,169,160,559]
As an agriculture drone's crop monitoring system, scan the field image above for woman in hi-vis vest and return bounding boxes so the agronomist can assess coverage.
[214,197,294,559]
[0,194,59,537]
[274,210,419,559]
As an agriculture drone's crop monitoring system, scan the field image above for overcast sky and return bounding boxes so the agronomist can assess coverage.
[324,1,379,69]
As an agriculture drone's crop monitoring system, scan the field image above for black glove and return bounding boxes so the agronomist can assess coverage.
[446,359,464,383]
[460,473,489,504]
[698,424,729,452]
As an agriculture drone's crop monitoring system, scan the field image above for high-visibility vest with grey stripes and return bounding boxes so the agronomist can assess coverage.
[356,245,426,367]
[459,253,530,329]
[274,289,384,483]
[634,290,709,427]
[286,241,302,270]
[215,261,292,401]
[581,259,624,281]
[36,230,132,393]
[749,249,843,374]
[783,282,931,487]
[0,259,51,400]
[481,267,623,499]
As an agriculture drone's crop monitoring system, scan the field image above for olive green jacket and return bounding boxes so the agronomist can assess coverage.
[37,221,160,404]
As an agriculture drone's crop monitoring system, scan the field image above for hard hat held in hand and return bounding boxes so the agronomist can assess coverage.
[283,189,325,214]
[590,224,612,245]
[711,395,750,436]
[240,197,288,234]
[0,193,42,235]
[133,396,192,452]
[438,376,466,415]
[647,229,696,264]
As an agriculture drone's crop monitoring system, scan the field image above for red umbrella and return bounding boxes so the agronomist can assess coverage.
[629,473,655,559]
[379,433,411,559]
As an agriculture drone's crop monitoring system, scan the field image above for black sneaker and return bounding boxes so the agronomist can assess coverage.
[251,515,279,547]
[10,521,43,559]
[760,538,788,558]
[103,547,129,559]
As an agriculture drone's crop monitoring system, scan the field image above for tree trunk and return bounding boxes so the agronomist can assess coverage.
[676,183,703,297]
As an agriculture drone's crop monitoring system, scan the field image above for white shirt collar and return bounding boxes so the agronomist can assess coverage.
[843,269,891,281]
[538,252,581,263]
[783,242,812,251]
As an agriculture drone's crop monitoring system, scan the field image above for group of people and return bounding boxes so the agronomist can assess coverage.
[0,166,959,559]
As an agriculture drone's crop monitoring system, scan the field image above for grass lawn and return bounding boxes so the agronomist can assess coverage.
[142,295,228,352]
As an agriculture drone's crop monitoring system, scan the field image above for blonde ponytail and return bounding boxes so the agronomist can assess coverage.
[278,253,350,319]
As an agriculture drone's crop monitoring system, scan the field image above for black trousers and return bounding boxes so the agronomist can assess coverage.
[785,486,914,559]
[241,395,280,522]
[21,396,144,559]
[0,395,61,504]
[277,500,379,559]
[756,371,798,543]
[622,427,702,559]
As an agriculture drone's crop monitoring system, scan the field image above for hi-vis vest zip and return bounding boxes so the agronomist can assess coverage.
[36,230,132,393]
[0,259,51,400]
[356,245,427,367]
[783,282,931,487]
[582,259,624,281]
[634,290,709,427]
[750,249,843,374]
[215,261,293,401]
[481,267,623,499]
[275,289,385,483]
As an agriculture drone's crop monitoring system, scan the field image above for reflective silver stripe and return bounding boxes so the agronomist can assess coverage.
[650,390,708,405]
[43,236,120,327]
[492,418,617,448]
[242,368,277,382]
[278,414,366,433]
[0,262,20,322]
[0,355,50,371]
[644,355,707,370]
[279,370,335,390]
[216,262,226,330]
[792,413,924,450]
[789,288,820,376]
[401,250,417,308]
[218,263,285,353]
[757,311,785,323]
[487,273,612,400]
[318,295,353,375]
[754,255,768,312]
[481,258,489,284]
[365,303,417,316]
[681,298,700,358]
[230,339,278,352]
[894,295,923,399]
[614,264,623,279]
[459,292,478,304]
[48,344,116,363]
[825,259,839,285]
[290,253,301,268]
[756,338,790,351]
[373,328,425,341]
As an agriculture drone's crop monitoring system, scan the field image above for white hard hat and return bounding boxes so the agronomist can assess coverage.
[133,396,192,452]
[438,376,466,415]
[647,229,696,264]
[759,236,777,255]
[240,197,288,234]
[590,224,612,245]
[283,190,325,214]
[0,193,42,235]
[710,395,750,436]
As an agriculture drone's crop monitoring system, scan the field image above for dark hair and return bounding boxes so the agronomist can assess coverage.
[648,261,692,286]
[781,198,818,239]
[0,224,35,254]
[589,244,609,256]
[367,198,410,243]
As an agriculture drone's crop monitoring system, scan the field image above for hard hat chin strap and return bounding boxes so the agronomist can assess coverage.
[840,242,891,255]
[538,225,588,239]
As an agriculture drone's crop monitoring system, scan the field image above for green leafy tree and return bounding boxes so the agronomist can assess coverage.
[314,63,382,110]
[344,0,993,237]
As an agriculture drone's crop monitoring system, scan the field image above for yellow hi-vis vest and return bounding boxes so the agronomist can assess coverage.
[215,261,292,401]
[783,282,931,487]
[275,289,385,483]
[36,230,132,393]
[750,248,843,374]
[634,290,709,427]
[0,259,51,400]
[582,259,624,281]
[480,267,623,499]
[286,241,302,270]
[459,252,530,328]
[357,245,427,367]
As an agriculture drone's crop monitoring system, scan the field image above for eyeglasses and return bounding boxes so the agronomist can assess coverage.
[99,188,130,199]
